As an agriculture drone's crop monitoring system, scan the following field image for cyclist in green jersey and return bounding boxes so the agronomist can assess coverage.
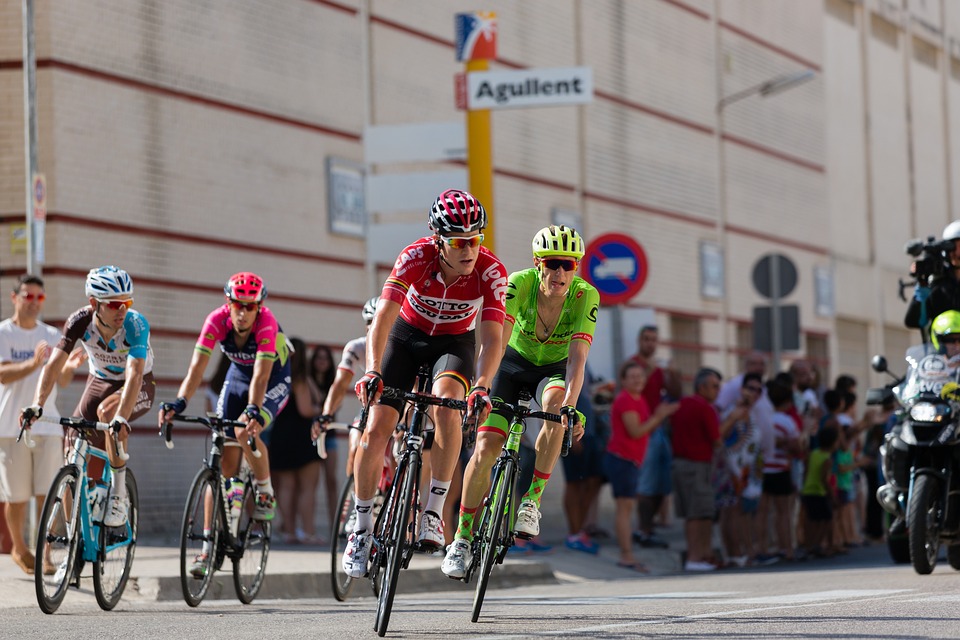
[442,225,599,578]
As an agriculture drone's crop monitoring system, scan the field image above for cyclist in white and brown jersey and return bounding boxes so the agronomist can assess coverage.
[21,266,155,528]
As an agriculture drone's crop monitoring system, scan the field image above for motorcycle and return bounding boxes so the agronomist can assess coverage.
[871,345,960,574]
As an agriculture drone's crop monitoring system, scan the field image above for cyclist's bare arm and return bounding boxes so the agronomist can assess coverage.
[159,350,210,424]
[113,356,146,422]
[322,366,353,418]
[474,319,504,391]
[365,299,401,376]
[497,319,515,360]
[31,347,69,409]
[561,340,590,414]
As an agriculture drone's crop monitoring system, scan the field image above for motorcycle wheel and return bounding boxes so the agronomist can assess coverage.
[908,474,941,575]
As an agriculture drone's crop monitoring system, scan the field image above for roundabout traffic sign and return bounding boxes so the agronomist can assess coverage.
[582,233,648,305]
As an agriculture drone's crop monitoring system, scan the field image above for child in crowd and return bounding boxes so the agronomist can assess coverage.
[802,424,839,556]
[761,380,802,562]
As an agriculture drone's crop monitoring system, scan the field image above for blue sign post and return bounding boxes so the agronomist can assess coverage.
[582,233,649,306]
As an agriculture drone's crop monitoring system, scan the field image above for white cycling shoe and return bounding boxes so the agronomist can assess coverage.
[342,531,372,578]
[514,501,541,539]
[441,539,473,579]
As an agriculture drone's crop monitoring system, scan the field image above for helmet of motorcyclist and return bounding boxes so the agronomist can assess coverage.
[428,189,487,234]
[85,266,134,299]
[532,225,585,260]
[931,310,960,351]
[943,220,960,242]
[224,272,267,303]
[361,296,379,324]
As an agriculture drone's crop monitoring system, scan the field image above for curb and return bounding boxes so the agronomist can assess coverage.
[133,561,557,602]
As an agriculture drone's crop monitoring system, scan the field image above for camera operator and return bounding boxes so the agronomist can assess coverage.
[904,221,960,332]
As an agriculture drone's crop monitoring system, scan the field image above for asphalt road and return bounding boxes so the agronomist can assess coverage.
[5,542,960,639]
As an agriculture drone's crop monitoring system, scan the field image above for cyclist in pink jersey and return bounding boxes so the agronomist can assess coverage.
[342,189,507,579]
[159,272,291,525]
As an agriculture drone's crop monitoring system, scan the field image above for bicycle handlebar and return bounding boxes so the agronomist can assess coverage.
[358,386,469,431]
[489,399,575,457]
[313,419,352,460]
[23,415,130,461]
[160,414,260,458]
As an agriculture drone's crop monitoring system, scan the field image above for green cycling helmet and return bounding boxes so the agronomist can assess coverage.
[931,310,960,350]
[532,225,585,260]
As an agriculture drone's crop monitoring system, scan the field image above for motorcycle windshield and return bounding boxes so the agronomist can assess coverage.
[898,344,960,401]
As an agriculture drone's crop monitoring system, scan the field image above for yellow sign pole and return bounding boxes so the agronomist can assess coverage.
[466,59,494,252]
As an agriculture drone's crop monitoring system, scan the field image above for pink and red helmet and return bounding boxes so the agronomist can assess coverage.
[428,189,487,235]
[224,272,266,303]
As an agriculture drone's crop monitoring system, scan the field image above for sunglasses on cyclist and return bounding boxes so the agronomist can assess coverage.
[97,298,133,310]
[229,299,259,312]
[941,335,960,344]
[17,292,45,302]
[439,234,484,250]
[541,258,579,272]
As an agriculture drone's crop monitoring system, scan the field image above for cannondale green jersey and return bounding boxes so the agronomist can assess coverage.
[505,268,600,366]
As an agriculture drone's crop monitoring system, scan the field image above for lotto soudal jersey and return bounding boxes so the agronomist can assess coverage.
[194,304,290,373]
[57,307,155,380]
[382,236,507,335]
[505,268,600,366]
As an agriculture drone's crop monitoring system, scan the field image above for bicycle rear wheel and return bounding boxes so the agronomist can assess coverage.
[233,480,271,604]
[35,466,81,615]
[179,468,222,607]
[472,458,514,623]
[330,474,357,601]
[375,452,418,637]
[94,470,139,610]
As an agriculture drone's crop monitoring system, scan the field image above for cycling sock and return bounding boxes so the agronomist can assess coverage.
[256,477,274,496]
[111,467,127,499]
[355,496,375,533]
[424,479,451,515]
[456,505,478,541]
[201,530,212,556]
[521,469,550,506]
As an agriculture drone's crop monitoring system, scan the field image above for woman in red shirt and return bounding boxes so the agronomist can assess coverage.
[605,361,678,571]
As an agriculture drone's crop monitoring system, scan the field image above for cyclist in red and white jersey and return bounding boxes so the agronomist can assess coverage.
[342,189,507,579]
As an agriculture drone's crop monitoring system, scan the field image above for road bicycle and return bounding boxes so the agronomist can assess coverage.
[359,363,469,637]
[161,413,270,606]
[461,391,565,622]
[24,416,138,614]
[318,419,391,602]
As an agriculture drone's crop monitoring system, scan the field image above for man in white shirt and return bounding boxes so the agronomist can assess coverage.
[0,275,83,574]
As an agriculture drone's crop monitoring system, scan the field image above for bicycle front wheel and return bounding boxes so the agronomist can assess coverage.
[35,465,82,614]
[472,458,514,623]
[330,474,357,601]
[180,468,222,607]
[375,451,418,637]
[233,480,271,604]
[94,469,139,610]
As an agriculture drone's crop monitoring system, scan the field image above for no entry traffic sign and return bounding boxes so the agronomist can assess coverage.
[582,233,648,306]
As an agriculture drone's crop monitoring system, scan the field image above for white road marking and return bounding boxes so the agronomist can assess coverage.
[704,589,907,605]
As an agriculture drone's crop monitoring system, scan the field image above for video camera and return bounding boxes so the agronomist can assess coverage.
[905,236,955,282]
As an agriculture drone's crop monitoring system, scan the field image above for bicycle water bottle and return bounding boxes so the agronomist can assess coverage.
[226,477,244,535]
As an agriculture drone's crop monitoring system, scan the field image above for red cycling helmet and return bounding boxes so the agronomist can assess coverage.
[428,189,487,234]
[224,272,267,302]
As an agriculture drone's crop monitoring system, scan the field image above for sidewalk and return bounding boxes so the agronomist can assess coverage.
[0,527,684,608]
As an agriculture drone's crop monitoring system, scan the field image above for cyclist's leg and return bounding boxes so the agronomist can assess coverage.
[520,376,567,505]
[423,341,475,544]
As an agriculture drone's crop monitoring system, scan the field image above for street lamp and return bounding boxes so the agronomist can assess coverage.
[714,69,816,374]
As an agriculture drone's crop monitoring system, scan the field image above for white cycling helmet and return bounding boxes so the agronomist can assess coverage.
[85,266,133,299]
[361,296,379,324]
[943,220,960,241]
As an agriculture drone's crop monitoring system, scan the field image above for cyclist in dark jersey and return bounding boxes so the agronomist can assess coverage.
[342,189,507,579]
[159,272,291,525]
[443,225,599,578]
